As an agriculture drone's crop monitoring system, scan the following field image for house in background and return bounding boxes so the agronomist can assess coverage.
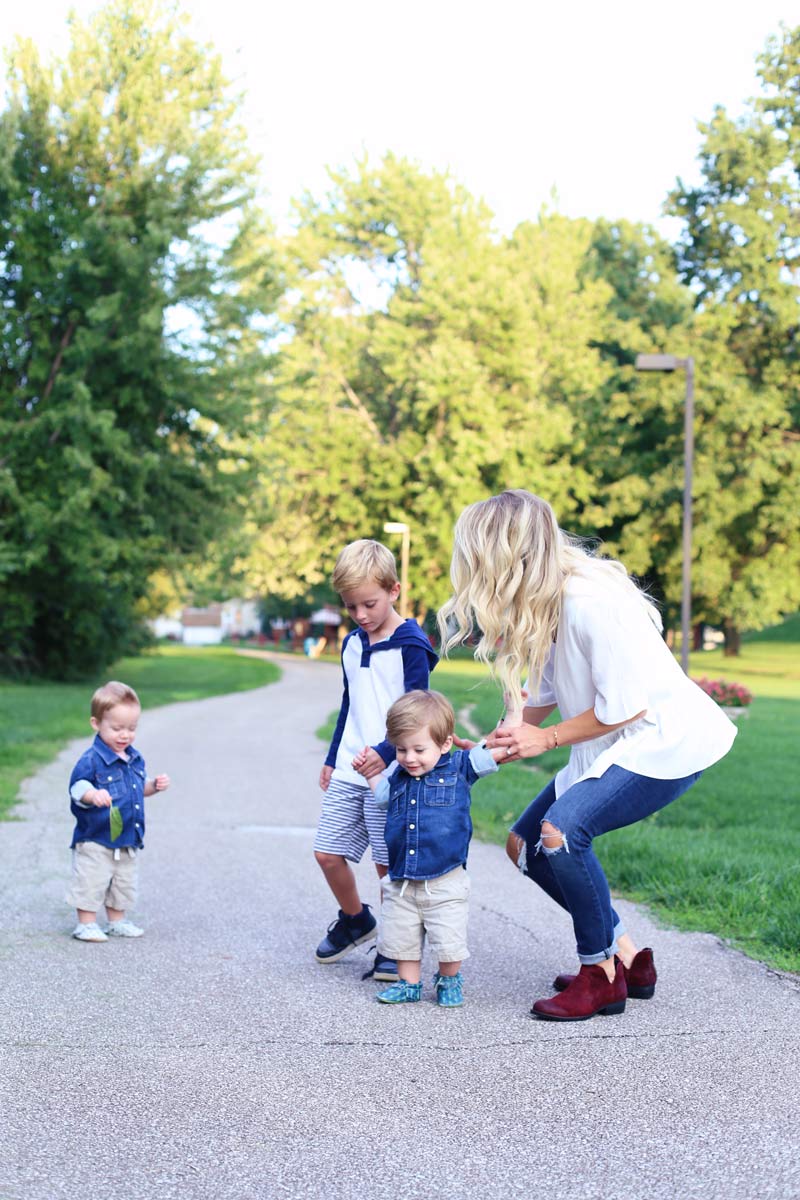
[149,612,183,640]
[219,598,261,638]
[181,605,223,645]
[149,598,262,645]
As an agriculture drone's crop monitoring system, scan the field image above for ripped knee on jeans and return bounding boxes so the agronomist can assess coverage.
[506,832,527,874]
[536,820,568,855]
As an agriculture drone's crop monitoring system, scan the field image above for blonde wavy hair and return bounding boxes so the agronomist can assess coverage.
[437,490,660,702]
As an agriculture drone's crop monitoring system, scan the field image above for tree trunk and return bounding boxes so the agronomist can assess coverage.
[693,622,704,651]
[722,621,741,657]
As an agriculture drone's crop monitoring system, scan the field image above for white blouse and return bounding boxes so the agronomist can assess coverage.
[525,573,737,798]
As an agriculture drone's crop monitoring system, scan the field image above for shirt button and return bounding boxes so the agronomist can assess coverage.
[409,849,415,854]
[411,799,416,805]
[409,823,415,830]
[439,778,444,783]
[135,805,140,810]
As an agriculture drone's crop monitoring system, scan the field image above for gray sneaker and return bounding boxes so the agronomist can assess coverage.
[72,922,108,942]
[106,919,144,938]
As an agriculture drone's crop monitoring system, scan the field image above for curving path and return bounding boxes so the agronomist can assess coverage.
[0,653,798,1199]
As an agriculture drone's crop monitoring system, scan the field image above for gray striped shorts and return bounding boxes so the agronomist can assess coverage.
[314,776,389,865]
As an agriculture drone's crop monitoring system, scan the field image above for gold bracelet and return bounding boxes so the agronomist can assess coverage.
[552,726,559,749]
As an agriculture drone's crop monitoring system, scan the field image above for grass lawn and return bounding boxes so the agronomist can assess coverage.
[0,645,280,821]
[318,616,800,974]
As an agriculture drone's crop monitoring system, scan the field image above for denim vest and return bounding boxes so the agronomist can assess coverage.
[68,735,148,849]
[383,746,497,881]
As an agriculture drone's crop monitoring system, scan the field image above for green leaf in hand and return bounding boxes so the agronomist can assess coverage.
[109,805,123,841]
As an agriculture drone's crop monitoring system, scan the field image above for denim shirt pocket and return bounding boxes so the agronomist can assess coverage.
[100,767,126,800]
[423,776,457,806]
[385,780,403,815]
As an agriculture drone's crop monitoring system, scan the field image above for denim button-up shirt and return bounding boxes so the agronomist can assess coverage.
[376,746,498,881]
[68,735,148,849]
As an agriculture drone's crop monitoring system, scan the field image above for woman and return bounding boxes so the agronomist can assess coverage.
[438,490,737,1021]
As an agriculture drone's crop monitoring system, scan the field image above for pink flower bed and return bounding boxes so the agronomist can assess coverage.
[693,676,753,708]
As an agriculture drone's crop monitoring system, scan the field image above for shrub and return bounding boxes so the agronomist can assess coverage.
[693,677,753,707]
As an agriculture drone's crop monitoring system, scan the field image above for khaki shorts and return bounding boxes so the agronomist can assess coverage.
[378,866,471,963]
[65,842,139,913]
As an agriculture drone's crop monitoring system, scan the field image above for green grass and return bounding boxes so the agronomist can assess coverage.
[0,645,280,820]
[317,615,800,974]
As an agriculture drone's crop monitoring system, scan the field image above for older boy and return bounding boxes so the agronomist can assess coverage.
[67,681,169,941]
[315,539,437,979]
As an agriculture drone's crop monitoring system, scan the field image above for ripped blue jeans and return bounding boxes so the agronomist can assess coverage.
[511,766,702,964]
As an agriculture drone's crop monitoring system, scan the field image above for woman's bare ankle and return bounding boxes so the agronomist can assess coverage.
[615,933,638,970]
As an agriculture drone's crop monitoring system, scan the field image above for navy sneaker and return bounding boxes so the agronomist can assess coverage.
[361,950,399,982]
[315,905,377,963]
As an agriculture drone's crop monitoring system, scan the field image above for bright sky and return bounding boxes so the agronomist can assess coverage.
[1,1,795,238]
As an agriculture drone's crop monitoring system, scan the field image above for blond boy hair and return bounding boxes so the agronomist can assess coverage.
[331,539,399,595]
[386,690,455,747]
[91,681,140,720]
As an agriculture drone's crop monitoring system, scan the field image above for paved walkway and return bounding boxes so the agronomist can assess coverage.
[1,654,798,1200]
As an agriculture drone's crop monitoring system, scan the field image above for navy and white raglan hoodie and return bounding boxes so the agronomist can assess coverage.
[325,619,438,785]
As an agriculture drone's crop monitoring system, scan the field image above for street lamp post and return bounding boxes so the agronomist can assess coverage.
[635,354,695,674]
[383,521,410,618]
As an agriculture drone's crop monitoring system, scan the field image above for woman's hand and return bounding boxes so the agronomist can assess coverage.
[487,704,646,762]
[486,723,552,762]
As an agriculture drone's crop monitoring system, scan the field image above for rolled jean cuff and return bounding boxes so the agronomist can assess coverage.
[578,940,618,966]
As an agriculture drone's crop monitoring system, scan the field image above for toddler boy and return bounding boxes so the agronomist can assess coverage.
[66,681,169,941]
[361,690,504,1007]
[315,539,437,979]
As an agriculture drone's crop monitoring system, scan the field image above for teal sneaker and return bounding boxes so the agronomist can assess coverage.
[434,971,464,1007]
[376,979,423,1004]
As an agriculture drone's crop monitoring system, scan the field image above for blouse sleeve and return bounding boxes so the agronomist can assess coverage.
[575,597,651,724]
[523,645,557,707]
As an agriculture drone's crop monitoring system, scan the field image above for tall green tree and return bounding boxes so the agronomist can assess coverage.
[0,0,276,676]
[665,24,800,650]
[245,157,613,618]
[572,219,698,631]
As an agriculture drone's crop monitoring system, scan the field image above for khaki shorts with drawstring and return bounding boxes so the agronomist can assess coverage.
[65,841,139,912]
[377,866,471,963]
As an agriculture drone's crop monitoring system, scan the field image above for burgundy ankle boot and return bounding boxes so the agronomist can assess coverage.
[532,958,627,1021]
[552,948,657,1000]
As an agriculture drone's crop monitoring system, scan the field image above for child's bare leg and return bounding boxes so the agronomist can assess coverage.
[106,906,125,922]
[314,851,362,914]
[76,908,98,926]
[437,960,462,977]
[398,959,421,983]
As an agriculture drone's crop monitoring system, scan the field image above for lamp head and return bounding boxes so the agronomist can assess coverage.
[635,354,681,371]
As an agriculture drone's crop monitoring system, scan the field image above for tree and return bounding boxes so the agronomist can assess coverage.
[0,0,277,676]
[569,28,800,653]
[572,218,705,633]
[244,157,613,619]
[665,24,800,650]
